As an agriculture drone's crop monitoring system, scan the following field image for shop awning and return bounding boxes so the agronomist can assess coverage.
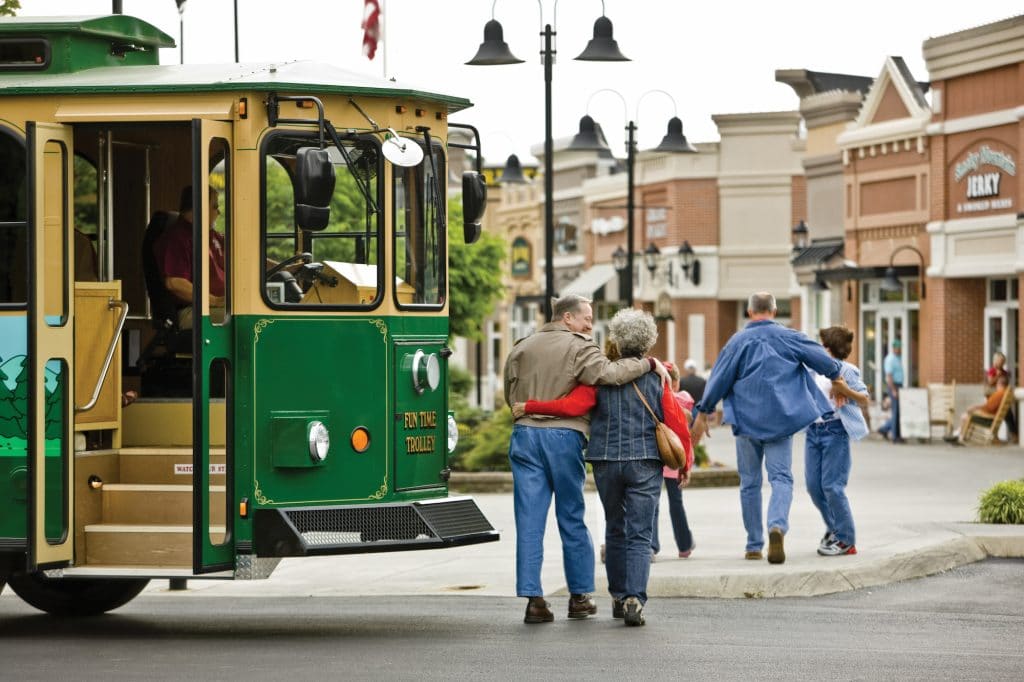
[560,263,618,298]
[817,265,919,282]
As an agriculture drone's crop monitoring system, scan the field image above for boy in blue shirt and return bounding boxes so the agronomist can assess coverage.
[806,326,869,556]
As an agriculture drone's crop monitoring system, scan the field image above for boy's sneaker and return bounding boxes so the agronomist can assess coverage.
[623,597,645,627]
[611,599,625,619]
[818,540,857,556]
[818,532,837,553]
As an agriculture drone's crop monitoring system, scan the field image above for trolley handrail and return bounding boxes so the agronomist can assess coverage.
[76,298,129,413]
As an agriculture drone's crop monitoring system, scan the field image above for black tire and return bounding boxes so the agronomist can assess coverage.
[7,572,149,616]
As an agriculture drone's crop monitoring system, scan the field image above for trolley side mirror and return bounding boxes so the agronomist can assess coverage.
[461,171,486,244]
[295,147,335,231]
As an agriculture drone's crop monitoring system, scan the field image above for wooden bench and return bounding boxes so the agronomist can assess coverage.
[962,386,1015,446]
[928,382,956,439]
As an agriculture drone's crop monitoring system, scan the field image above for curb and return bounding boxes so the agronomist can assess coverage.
[450,467,740,493]
[560,528,1024,600]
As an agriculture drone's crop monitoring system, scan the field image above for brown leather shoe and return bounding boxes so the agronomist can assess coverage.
[524,597,554,624]
[767,527,786,564]
[567,593,597,619]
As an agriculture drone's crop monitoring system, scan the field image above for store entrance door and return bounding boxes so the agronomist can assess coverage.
[863,307,912,402]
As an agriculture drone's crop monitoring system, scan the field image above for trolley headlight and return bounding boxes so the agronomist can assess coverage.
[307,421,330,462]
[447,414,459,453]
[411,349,441,394]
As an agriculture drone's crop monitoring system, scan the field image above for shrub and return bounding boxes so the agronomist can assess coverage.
[978,479,1024,524]
[693,442,709,468]
[458,407,514,472]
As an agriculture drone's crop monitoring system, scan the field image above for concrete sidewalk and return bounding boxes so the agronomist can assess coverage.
[138,427,1024,601]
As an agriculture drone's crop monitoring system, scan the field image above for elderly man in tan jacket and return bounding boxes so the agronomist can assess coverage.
[504,294,666,624]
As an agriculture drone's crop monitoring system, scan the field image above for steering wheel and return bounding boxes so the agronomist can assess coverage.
[266,252,312,280]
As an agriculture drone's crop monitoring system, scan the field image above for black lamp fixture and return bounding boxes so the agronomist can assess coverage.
[643,242,660,274]
[652,117,698,154]
[569,89,698,307]
[611,245,628,272]
[678,240,701,286]
[499,154,529,184]
[466,19,524,65]
[792,219,809,250]
[880,244,927,299]
[467,0,630,321]
[813,273,830,292]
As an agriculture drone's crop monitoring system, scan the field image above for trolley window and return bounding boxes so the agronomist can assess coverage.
[261,132,382,309]
[0,127,27,306]
[393,142,445,307]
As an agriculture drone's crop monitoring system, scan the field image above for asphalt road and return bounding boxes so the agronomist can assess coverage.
[1,559,1022,681]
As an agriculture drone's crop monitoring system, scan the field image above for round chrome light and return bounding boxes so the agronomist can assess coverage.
[412,349,442,393]
[307,421,330,462]
[447,414,459,453]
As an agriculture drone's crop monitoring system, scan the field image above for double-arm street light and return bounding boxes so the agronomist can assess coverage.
[467,0,629,321]
[568,89,697,306]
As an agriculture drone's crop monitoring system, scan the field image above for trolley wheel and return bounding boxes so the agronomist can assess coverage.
[7,572,149,616]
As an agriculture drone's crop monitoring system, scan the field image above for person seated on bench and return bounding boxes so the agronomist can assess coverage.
[948,374,1010,444]
[155,185,226,329]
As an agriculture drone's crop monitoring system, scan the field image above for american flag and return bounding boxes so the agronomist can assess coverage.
[362,0,381,60]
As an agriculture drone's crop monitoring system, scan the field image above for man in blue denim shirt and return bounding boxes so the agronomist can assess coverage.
[691,292,846,564]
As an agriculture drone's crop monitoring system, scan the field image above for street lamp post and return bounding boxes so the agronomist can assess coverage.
[569,91,697,306]
[467,1,629,321]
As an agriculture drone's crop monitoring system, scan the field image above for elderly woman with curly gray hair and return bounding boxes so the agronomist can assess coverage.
[514,308,693,626]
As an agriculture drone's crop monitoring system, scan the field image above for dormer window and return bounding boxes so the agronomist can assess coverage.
[0,38,50,71]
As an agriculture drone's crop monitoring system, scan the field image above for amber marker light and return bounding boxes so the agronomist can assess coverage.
[350,426,371,453]
[238,97,248,118]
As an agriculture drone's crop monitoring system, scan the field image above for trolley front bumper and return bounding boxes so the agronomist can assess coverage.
[252,496,499,557]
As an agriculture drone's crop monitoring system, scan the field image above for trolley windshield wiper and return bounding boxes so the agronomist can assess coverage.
[265,92,379,214]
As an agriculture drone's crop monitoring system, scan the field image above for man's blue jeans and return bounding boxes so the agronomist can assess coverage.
[592,459,662,605]
[805,419,856,545]
[508,425,594,597]
[734,434,793,552]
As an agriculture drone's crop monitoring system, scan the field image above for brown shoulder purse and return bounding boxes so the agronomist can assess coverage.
[632,381,686,470]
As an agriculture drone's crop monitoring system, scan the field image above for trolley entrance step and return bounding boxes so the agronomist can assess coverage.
[101,483,226,525]
[117,447,226,485]
[84,524,226,567]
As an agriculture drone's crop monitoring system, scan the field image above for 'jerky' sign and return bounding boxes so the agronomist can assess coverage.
[954,144,1016,215]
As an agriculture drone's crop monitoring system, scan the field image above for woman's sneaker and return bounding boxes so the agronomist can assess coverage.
[818,540,857,556]
[818,532,837,553]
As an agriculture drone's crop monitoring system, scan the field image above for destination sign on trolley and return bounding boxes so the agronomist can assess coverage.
[402,410,438,454]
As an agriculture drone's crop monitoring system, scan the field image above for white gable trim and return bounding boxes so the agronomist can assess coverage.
[838,57,930,153]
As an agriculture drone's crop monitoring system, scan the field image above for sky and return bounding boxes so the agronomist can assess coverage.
[15,1,1024,164]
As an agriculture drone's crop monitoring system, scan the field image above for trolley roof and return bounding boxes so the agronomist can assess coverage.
[0,15,473,113]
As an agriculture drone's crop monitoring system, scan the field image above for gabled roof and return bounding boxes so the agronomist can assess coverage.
[837,57,931,149]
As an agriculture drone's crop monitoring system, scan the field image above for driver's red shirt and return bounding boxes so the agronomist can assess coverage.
[156,216,226,297]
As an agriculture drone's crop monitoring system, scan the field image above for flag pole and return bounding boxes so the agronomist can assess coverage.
[380,0,387,79]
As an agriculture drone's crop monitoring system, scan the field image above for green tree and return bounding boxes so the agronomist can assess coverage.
[447,197,504,341]
[0,1,21,18]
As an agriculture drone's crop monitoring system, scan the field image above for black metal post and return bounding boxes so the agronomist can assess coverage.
[543,24,555,321]
[112,1,123,14]
[179,16,184,65]
[233,0,239,63]
[625,120,636,307]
